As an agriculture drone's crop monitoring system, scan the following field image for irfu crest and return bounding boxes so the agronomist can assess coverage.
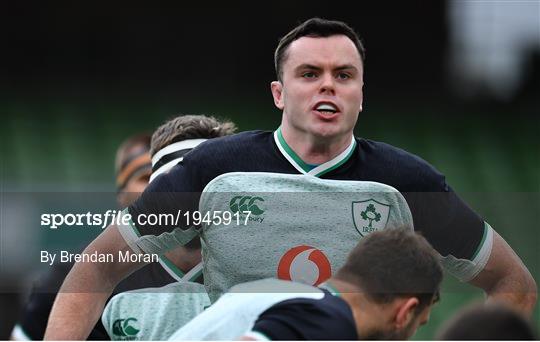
[361,204,381,228]
[352,199,391,236]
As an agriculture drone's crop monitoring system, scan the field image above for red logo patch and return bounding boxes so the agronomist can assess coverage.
[277,245,332,286]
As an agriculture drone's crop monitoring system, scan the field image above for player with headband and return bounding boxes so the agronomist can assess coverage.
[101,114,237,340]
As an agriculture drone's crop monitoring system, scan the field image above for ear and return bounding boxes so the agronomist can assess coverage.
[270,81,285,110]
[359,87,364,112]
[394,297,419,329]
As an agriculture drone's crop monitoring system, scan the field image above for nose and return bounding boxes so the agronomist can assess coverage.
[319,73,335,95]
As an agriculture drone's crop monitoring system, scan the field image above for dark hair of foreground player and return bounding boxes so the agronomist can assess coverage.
[274,17,366,82]
[335,228,442,312]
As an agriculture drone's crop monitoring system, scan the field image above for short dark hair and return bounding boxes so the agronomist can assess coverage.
[150,115,237,157]
[335,228,442,310]
[437,303,538,340]
[274,18,366,82]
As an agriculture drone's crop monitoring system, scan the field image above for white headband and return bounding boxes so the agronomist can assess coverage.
[149,139,207,183]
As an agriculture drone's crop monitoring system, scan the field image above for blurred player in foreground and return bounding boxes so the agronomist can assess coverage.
[170,229,442,340]
[45,18,536,340]
[437,302,537,340]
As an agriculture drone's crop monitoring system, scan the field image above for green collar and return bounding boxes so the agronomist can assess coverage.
[159,258,203,283]
[274,127,356,177]
[320,281,342,297]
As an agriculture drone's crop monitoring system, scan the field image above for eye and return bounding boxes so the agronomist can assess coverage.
[336,72,351,80]
[302,71,317,79]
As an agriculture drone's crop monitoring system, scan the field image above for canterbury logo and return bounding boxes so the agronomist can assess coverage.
[229,196,265,215]
[277,245,332,286]
[112,318,140,339]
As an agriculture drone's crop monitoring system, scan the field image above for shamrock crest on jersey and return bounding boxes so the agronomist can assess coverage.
[352,199,391,236]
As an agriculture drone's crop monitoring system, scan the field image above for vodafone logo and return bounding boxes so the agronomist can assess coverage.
[277,245,332,286]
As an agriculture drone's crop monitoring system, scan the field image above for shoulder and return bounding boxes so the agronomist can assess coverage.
[253,289,357,340]
[181,130,275,180]
[269,290,352,319]
[356,138,447,191]
[187,130,271,159]
[358,138,435,172]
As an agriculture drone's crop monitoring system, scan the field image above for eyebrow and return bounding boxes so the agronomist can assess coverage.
[294,64,359,72]
[335,64,358,72]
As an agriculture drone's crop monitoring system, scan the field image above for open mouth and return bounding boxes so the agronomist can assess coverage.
[314,102,339,116]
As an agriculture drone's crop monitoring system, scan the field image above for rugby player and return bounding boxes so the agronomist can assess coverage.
[45,18,536,340]
[145,114,236,283]
[101,115,236,340]
[170,229,442,340]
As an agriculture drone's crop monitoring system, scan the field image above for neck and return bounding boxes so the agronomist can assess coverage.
[280,122,353,165]
[327,278,391,340]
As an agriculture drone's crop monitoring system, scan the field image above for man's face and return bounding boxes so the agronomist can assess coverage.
[272,35,364,140]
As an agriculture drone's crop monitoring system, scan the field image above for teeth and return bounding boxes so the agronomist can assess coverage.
[316,103,337,112]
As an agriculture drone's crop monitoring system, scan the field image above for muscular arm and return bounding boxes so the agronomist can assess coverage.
[469,230,537,316]
[44,224,148,340]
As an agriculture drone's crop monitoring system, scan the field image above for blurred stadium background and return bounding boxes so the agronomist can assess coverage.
[1,1,538,339]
